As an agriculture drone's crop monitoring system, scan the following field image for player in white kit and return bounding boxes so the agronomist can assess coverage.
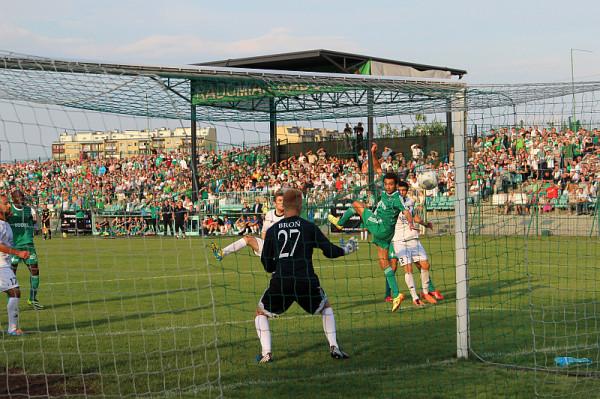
[387,181,444,307]
[211,191,285,260]
[0,194,30,336]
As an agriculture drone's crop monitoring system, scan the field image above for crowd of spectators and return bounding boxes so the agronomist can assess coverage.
[466,126,599,215]
[0,125,598,232]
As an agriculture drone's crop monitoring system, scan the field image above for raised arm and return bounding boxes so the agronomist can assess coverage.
[371,143,383,175]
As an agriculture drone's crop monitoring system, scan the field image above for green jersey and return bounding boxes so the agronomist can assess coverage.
[8,204,35,247]
[373,191,405,229]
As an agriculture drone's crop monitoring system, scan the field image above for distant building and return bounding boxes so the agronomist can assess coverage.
[276,125,340,144]
[51,127,217,160]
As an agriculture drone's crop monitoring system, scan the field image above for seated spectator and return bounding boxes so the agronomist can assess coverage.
[542,198,554,213]
[202,216,220,235]
[234,215,249,235]
[220,216,233,235]
[576,188,591,215]
[567,186,578,214]
[247,215,260,234]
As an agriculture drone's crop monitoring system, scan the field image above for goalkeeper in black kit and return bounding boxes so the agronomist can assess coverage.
[255,189,358,363]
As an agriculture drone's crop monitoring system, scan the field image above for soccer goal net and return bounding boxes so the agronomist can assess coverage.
[0,51,598,398]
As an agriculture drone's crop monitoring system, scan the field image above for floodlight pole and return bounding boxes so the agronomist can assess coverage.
[269,98,278,164]
[570,48,593,124]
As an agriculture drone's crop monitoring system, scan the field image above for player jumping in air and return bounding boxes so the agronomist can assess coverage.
[386,180,444,306]
[211,191,285,261]
[327,143,417,312]
[8,190,44,310]
[256,189,357,363]
[0,194,30,335]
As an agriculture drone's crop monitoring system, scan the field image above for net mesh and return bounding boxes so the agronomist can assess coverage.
[0,51,598,398]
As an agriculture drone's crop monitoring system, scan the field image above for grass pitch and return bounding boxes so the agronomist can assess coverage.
[2,232,599,398]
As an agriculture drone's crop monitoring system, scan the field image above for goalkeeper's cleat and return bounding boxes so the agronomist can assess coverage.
[256,352,272,364]
[27,299,45,310]
[413,298,425,307]
[421,292,438,304]
[327,214,343,230]
[210,243,223,261]
[7,328,24,336]
[330,346,349,359]
[430,290,445,300]
[384,296,392,303]
[391,293,405,312]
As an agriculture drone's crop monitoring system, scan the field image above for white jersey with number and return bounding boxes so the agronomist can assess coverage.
[0,221,14,269]
[392,196,419,242]
[255,210,285,256]
[391,196,428,265]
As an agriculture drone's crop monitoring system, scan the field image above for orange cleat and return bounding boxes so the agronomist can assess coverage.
[430,290,445,300]
[421,292,438,304]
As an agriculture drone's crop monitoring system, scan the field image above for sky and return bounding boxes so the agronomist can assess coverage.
[2,0,600,84]
[1,0,600,160]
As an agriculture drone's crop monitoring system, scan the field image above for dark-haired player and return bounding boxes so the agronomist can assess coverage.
[386,180,444,306]
[256,189,357,363]
[8,190,44,310]
[328,143,416,312]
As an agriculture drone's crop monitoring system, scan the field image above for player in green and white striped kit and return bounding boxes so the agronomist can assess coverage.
[8,190,44,310]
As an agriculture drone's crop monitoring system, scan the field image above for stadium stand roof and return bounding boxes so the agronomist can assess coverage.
[194,49,467,80]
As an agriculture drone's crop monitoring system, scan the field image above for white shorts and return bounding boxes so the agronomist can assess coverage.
[0,267,19,292]
[392,240,428,266]
[253,238,264,257]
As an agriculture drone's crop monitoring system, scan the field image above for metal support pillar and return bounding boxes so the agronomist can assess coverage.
[190,103,200,203]
[446,107,453,163]
[367,89,375,189]
[269,98,278,163]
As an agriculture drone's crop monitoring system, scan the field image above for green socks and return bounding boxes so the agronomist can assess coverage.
[338,207,356,226]
[428,279,436,292]
[30,275,39,301]
[384,267,399,297]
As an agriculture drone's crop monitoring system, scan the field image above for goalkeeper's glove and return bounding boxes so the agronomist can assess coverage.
[342,237,359,255]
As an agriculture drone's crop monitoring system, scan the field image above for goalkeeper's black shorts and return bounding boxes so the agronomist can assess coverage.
[259,277,328,316]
